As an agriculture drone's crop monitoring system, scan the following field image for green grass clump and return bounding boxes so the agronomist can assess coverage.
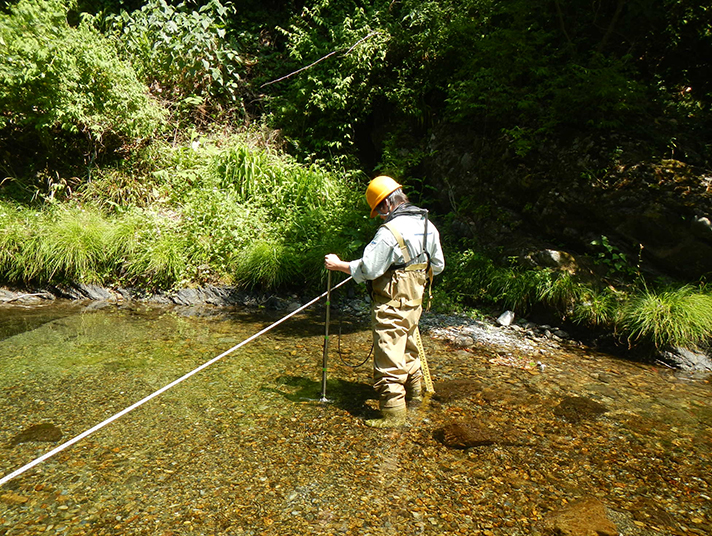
[571,286,623,327]
[490,268,585,315]
[117,210,189,288]
[0,202,32,282]
[232,239,301,290]
[619,286,712,349]
[1,204,114,284]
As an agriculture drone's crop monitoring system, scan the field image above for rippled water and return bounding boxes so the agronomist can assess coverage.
[0,302,710,535]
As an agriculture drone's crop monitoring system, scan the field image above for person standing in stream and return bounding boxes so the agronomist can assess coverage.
[325,176,445,428]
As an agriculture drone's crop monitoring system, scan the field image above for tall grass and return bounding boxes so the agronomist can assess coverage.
[209,144,342,211]
[572,286,622,327]
[0,202,32,282]
[0,204,114,284]
[113,210,190,288]
[619,286,712,349]
[232,239,301,289]
[439,251,587,316]
[0,134,369,292]
[490,268,585,315]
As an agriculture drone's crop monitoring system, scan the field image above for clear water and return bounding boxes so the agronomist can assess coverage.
[0,302,710,535]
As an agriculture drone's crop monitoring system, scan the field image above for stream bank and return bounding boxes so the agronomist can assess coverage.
[2,282,712,375]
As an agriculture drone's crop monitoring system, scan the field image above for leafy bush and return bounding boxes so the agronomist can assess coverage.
[0,0,165,154]
[268,0,389,157]
[270,0,706,165]
[105,0,250,119]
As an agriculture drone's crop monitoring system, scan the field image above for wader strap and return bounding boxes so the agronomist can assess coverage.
[383,222,411,265]
[383,223,429,271]
[382,221,434,309]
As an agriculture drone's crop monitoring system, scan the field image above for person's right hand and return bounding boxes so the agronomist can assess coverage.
[324,254,350,274]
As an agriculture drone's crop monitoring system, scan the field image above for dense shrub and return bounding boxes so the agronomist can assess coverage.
[104,0,251,122]
[0,0,165,158]
[270,0,710,164]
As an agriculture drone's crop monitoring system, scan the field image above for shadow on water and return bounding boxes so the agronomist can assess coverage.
[0,303,84,342]
[265,375,377,419]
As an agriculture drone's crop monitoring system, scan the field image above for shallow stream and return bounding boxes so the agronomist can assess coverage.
[0,301,710,535]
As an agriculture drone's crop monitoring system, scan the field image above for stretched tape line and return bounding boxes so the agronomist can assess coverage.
[0,276,352,487]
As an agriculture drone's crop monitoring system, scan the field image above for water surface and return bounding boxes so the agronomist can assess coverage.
[0,302,710,535]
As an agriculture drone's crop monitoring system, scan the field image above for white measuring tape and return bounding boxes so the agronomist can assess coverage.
[0,276,352,487]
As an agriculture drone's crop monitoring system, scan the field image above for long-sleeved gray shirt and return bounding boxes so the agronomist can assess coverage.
[349,211,445,284]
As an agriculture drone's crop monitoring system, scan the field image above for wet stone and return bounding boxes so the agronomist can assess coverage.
[553,396,608,423]
[543,497,618,536]
[433,420,497,449]
[432,379,482,403]
[8,423,63,447]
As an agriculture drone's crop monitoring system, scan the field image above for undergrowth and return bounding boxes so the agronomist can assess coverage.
[437,248,712,352]
[0,132,371,292]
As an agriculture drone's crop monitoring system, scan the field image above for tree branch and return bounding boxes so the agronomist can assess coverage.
[260,31,380,88]
[598,0,626,54]
[554,0,572,46]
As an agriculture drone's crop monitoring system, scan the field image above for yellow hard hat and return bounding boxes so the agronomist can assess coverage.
[366,175,402,217]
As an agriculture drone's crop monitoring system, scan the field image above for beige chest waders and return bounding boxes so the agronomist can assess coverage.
[380,222,435,394]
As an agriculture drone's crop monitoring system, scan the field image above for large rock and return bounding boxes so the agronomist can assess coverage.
[543,497,618,536]
[50,283,116,301]
[658,346,712,373]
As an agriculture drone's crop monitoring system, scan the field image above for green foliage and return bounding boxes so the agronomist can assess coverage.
[441,246,712,351]
[0,202,114,283]
[269,0,710,165]
[571,286,623,328]
[490,266,586,317]
[590,235,639,280]
[437,249,501,306]
[619,285,712,349]
[232,239,300,290]
[0,0,165,150]
[118,209,190,288]
[441,249,587,316]
[0,202,33,281]
[0,131,372,292]
[269,0,389,157]
[105,0,250,118]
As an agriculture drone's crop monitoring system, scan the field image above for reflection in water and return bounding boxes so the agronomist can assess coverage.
[0,303,710,535]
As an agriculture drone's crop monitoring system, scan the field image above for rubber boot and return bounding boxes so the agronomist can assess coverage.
[364,406,407,428]
[406,380,423,406]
